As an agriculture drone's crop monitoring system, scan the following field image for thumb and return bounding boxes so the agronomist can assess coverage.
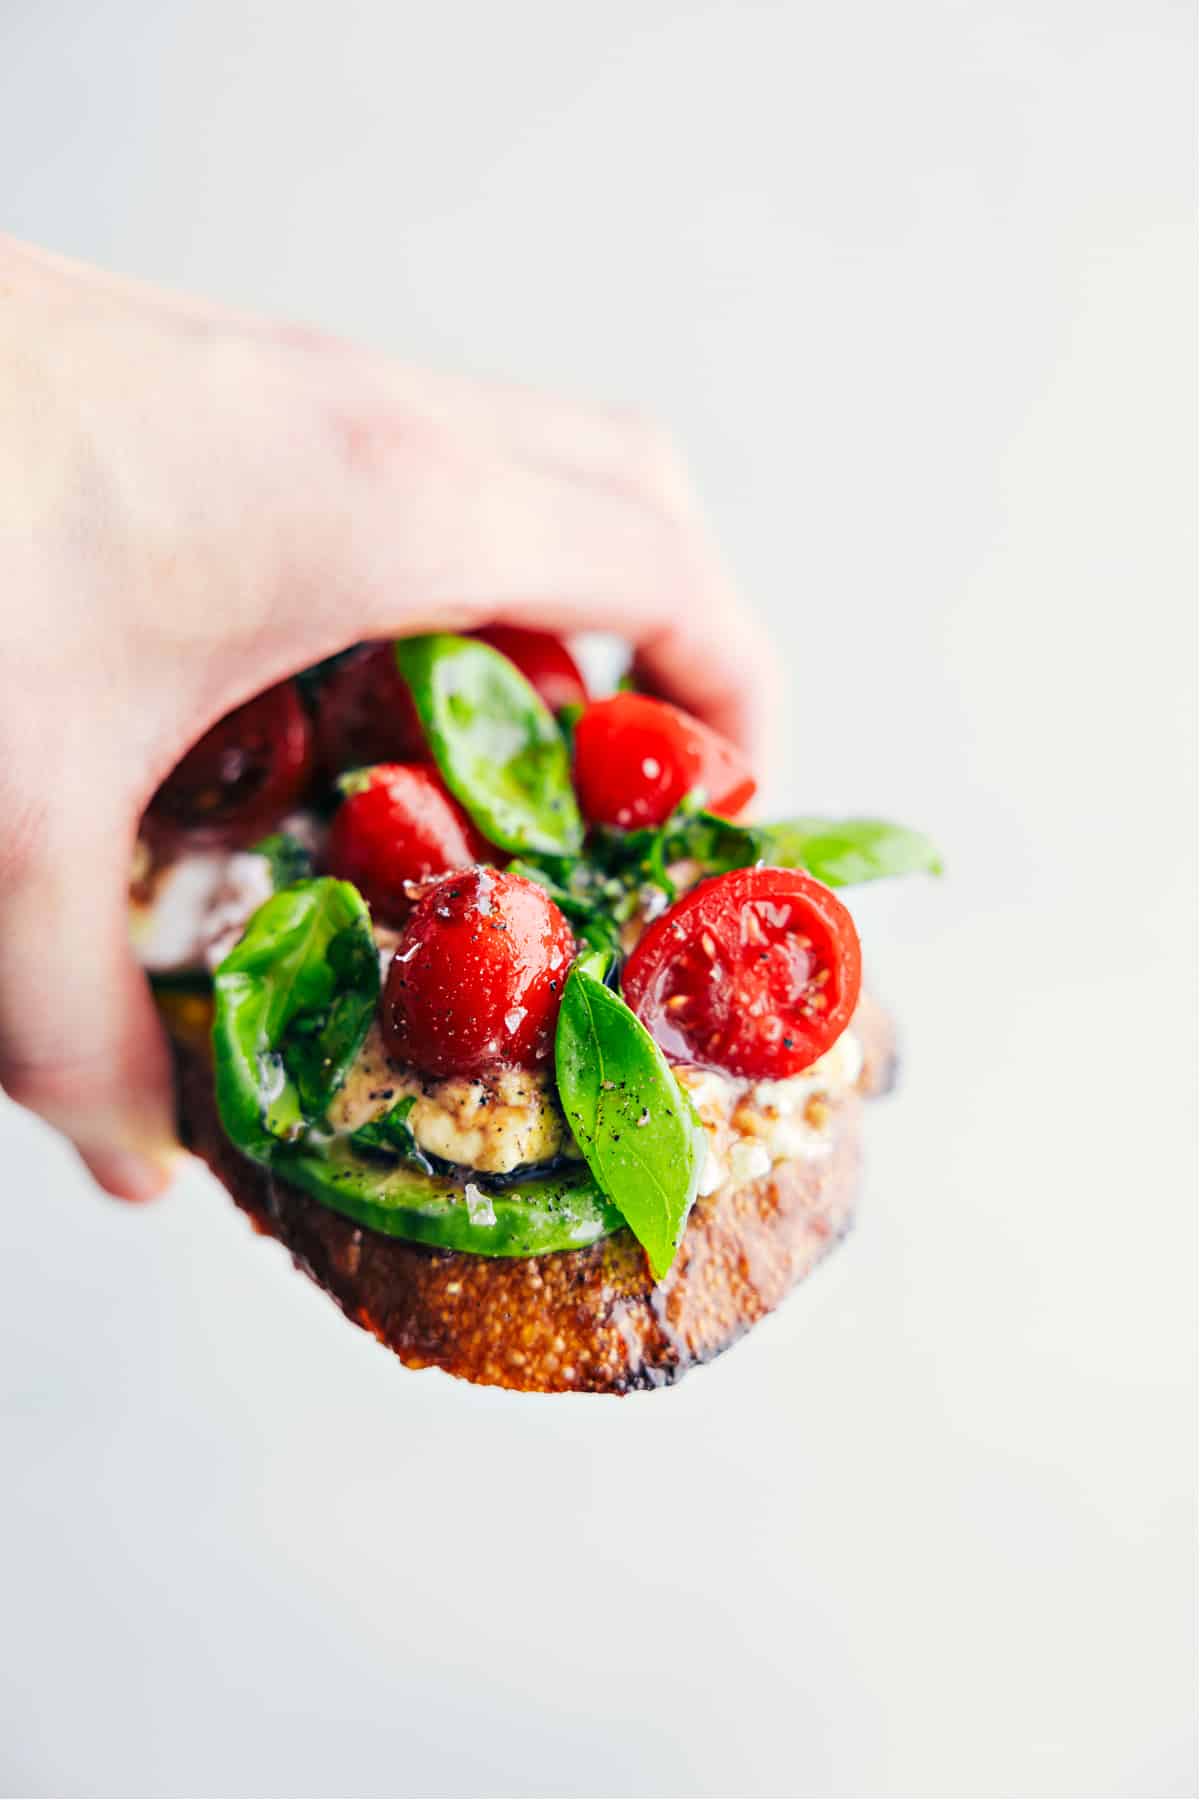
[0,804,177,1200]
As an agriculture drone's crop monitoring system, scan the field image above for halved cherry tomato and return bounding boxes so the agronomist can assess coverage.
[146,680,314,847]
[471,625,588,714]
[326,764,494,925]
[621,867,861,1078]
[382,869,576,1076]
[573,693,756,829]
[313,642,428,775]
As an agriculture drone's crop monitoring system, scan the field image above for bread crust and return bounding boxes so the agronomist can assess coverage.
[167,996,895,1394]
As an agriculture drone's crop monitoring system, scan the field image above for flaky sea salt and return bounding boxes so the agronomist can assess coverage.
[463,1182,497,1227]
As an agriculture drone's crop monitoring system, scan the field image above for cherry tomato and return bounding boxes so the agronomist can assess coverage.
[313,642,428,775]
[146,680,314,847]
[621,867,861,1078]
[572,693,756,829]
[471,625,588,714]
[382,869,576,1076]
[326,764,494,925]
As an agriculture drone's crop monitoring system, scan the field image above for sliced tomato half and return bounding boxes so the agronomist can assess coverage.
[621,866,861,1078]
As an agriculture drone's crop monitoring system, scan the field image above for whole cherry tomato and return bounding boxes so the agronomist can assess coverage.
[621,867,861,1078]
[382,869,576,1076]
[326,764,493,925]
[471,625,588,714]
[572,693,756,829]
[145,680,314,847]
[313,642,428,775]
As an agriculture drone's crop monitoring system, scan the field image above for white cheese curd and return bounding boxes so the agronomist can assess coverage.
[676,1029,862,1197]
[129,810,325,975]
[129,848,274,973]
[747,1029,864,1112]
[410,1069,574,1173]
[324,1024,419,1131]
[728,1139,772,1185]
[696,1145,727,1197]
[203,857,279,970]
[326,1007,863,1185]
[326,1023,579,1175]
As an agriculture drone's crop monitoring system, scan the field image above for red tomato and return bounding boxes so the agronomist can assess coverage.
[313,642,428,774]
[146,680,314,847]
[471,625,588,714]
[326,764,493,925]
[573,693,756,829]
[621,867,861,1078]
[382,869,576,1076]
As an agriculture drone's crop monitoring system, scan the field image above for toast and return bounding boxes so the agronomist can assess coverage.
[165,990,896,1394]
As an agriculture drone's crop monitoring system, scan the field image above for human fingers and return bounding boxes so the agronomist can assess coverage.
[0,799,176,1200]
[271,362,777,760]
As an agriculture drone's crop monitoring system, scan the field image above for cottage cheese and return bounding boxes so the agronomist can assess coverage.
[129,848,274,974]
[326,1022,579,1174]
[677,1031,863,1197]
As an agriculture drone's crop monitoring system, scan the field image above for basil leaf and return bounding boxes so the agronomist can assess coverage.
[656,805,944,888]
[555,962,704,1280]
[250,831,315,889]
[571,946,613,986]
[556,699,584,757]
[283,920,381,1117]
[758,817,944,886]
[659,807,763,875]
[516,804,941,963]
[213,878,380,1161]
[281,1141,623,1256]
[395,634,583,855]
[349,1094,433,1172]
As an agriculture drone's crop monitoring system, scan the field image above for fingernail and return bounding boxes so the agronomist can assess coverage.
[82,1146,177,1204]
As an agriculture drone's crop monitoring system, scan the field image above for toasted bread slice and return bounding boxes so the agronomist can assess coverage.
[162,992,895,1394]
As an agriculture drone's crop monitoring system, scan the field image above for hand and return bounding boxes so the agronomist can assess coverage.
[0,234,775,1200]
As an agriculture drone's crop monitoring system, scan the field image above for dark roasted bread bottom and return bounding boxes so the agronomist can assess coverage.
[166,996,895,1394]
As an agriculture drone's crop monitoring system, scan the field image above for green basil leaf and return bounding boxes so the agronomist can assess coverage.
[395,634,583,855]
[571,946,613,985]
[556,699,584,757]
[555,962,704,1280]
[249,831,315,890]
[571,914,623,956]
[213,878,380,1161]
[758,817,944,886]
[279,1141,623,1256]
[349,1094,433,1171]
[655,805,944,889]
[659,807,764,874]
[516,804,941,964]
[284,920,382,1117]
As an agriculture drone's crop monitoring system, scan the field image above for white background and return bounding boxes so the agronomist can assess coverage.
[1,4,1195,1796]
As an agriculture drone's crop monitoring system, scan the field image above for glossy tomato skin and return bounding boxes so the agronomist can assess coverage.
[573,693,756,829]
[313,642,429,775]
[326,764,494,926]
[146,680,314,848]
[471,625,588,714]
[622,867,861,1079]
[382,869,576,1077]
